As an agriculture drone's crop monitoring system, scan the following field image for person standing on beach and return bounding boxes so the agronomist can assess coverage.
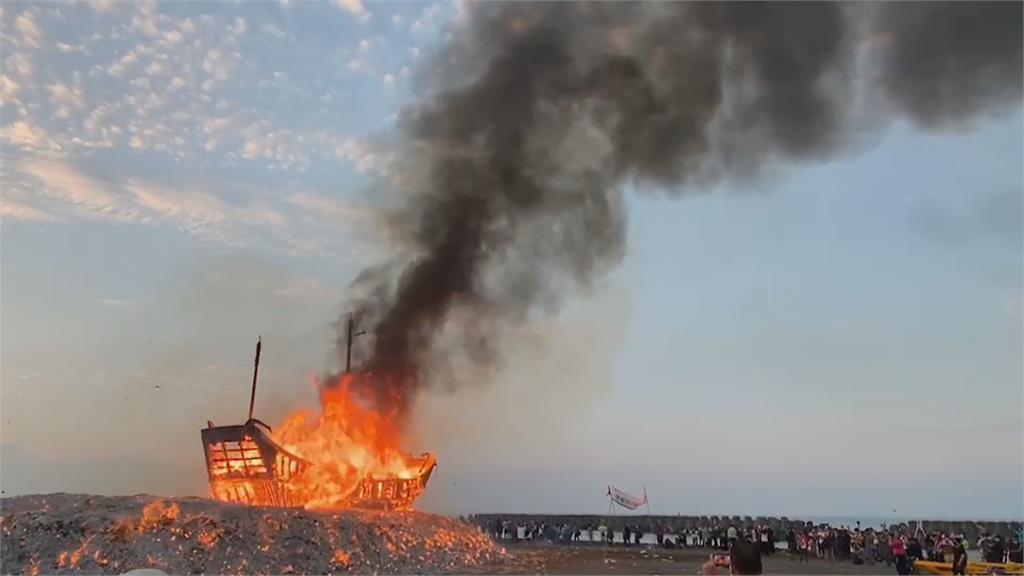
[701,539,763,575]
[987,535,1006,563]
[951,537,968,575]
[906,535,923,563]
[799,531,812,562]
[891,533,910,575]
[1008,535,1023,563]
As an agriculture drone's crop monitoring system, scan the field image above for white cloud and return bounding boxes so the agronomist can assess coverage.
[15,10,42,49]
[0,198,55,222]
[2,120,51,149]
[261,22,288,40]
[241,140,262,158]
[161,29,183,44]
[5,52,34,78]
[124,179,286,246]
[333,0,369,20]
[232,17,248,37]
[131,8,160,37]
[202,49,240,82]
[144,61,164,76]
[169,76,187,90]
[238,123,312,171]
[127,180,227,228]
[383,73,395,87]
[332,139,386,174]
[49,82,86,117]
[288,191,377,223]
[9,155,296,248]
[274,278,333,300]
[0,75,21,105]
[19,158,140,222]
[107,50,139,78]
[203,117,231,135]
[358,39,371,52]
[56,43,85,53]
[81,104,117,146]
[97,298,139,312]
[88,0,117,13]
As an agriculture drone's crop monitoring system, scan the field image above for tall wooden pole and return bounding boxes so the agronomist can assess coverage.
[345,314,354,373]
[248,336,261,421]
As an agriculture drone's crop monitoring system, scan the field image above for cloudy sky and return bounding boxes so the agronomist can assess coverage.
[1,1,1021,520]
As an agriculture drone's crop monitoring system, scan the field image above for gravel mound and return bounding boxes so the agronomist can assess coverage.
[1,494,509,575]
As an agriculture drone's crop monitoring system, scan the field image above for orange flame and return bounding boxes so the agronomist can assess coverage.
[270,373,422,509]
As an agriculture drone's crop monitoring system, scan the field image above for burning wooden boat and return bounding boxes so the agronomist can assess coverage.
[200,337,436,510]
[201,417,309,507]
[346,452,437,511]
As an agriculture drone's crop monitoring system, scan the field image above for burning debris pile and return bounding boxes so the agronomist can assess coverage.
[0,494,507,575]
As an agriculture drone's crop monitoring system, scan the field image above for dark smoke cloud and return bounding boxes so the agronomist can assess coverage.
[335,2,1023,419]
[876,1,1023,128]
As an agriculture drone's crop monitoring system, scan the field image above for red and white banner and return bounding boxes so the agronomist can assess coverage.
[607,485,647,510]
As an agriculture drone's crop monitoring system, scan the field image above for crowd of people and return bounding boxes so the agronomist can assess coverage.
[476,518,779,554]
[782,525,1022,574]
[474,517,1023,574]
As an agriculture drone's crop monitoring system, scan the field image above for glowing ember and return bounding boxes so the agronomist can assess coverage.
[333,550,352,567]
[139,500,180,531]
[1,494,509,575]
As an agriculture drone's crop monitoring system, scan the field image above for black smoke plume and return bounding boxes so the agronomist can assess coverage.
[336,2,1022,419]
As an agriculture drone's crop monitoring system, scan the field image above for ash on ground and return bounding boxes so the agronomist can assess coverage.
[0,494,508,575]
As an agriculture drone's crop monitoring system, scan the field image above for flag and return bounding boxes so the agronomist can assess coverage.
[607,485,647,510]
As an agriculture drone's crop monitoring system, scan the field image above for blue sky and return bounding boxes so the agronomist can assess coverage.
[1,1,1021,520]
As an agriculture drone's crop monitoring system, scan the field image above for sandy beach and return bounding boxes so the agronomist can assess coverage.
[495,542,892,575]
[1,494,959,575]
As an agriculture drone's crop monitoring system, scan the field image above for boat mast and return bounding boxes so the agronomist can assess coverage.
[344,313,365,373]
[345,315,354,373]
[248,336,261,421]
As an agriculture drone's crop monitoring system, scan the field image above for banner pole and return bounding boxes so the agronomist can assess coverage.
[609,491,616,546]
[605,486,615,565]
[644,487,653,542]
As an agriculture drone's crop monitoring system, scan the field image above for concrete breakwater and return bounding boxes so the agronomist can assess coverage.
[466,514,1022,544]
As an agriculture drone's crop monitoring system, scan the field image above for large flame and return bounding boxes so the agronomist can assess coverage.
[270,373,422,509]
